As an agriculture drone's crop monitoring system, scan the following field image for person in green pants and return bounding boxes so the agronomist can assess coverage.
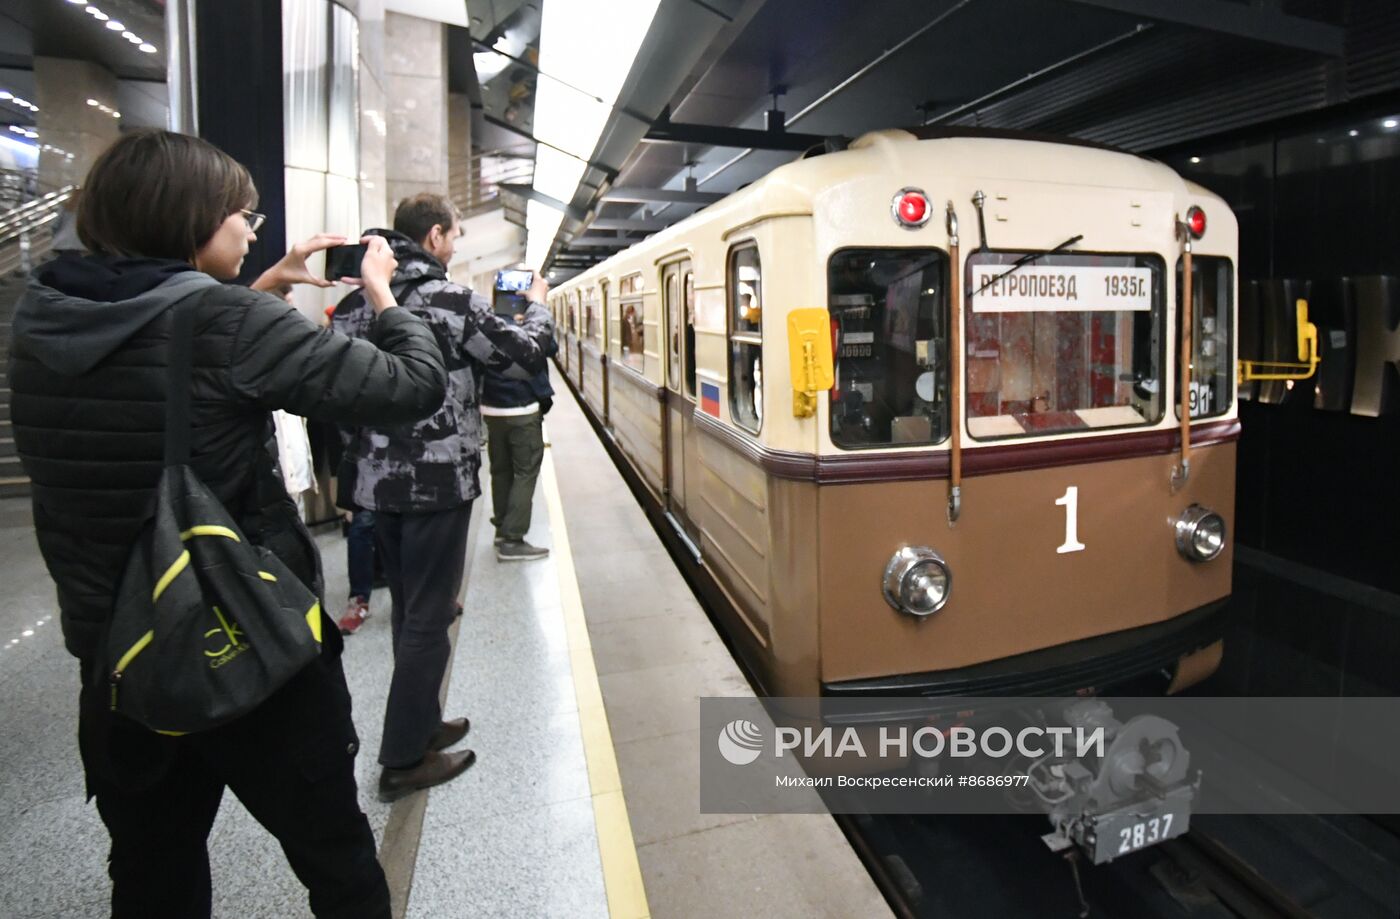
[482,317,558,560]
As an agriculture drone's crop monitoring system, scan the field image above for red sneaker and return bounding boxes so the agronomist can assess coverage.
[338,596,370,635]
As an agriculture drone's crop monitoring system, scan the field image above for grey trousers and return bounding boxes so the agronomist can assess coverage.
[375,503,472,768]
[485,412,545,541]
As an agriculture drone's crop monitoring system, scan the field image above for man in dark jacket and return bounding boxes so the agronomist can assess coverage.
[332,192,554,801]
[482,311,559,560]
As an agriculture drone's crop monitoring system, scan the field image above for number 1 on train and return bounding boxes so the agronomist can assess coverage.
[1055,487,1086,554]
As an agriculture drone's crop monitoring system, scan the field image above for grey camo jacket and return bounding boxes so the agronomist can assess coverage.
[332,230,553,512]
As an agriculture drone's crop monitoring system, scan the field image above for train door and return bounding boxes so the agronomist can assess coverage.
[662,258,701,549]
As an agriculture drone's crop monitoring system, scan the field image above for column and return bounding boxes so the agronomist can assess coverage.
[384,11,448,213]
[32,57,121,190]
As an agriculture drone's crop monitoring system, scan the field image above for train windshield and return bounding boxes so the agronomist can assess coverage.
[965,251,1165,439]
[1176,256,1234,419]
[827,249,951,448]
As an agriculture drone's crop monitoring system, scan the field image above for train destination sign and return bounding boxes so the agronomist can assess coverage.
[970,265,1153,313]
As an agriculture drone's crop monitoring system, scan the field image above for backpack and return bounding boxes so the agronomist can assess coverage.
[99,295,323,734]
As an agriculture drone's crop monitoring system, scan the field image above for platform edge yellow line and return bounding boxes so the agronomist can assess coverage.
[541,445,651,919]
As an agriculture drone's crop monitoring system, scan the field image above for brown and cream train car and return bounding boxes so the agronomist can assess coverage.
[549,127,1237,700]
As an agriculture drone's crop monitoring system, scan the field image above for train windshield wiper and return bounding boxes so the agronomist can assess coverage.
[971,234,1084,297]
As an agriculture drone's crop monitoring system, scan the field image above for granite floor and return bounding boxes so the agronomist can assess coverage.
[543,365,893,919]
[0,473,608,918]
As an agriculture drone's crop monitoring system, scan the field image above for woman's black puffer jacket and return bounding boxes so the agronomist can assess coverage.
[7,254,447,663]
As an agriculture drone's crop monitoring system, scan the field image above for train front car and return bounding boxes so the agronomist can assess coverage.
[805,129,1236,702]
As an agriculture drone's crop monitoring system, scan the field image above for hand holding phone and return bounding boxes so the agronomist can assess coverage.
[325,243,370,281]
[494,268,534,292]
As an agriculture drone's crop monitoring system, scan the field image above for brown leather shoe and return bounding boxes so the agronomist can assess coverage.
[431,717,470,751]
[377,749,476,803]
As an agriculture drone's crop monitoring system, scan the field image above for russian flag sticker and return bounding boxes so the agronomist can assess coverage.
[701,381,721,417]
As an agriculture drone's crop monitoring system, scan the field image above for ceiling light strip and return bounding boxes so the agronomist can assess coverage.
[524,0,661,268]
[75,1,159,53]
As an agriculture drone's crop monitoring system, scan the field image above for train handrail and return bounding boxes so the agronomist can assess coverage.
[1237,299,1321,382]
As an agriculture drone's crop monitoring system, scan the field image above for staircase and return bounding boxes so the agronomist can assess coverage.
[0,185,74,501]
[1,273,26,500]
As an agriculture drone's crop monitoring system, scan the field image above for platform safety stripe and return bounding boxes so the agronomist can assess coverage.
[541,441,651,919]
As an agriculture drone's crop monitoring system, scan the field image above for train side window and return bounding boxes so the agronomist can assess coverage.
[1175,257,1233,419]
[728,245,763,433]
[964,251,1164,439]
[684,270,696,398]
[584,287,597,342]
[566,292,577,334]
[598,280,609,348]
[619,272,645,372]
[827,248,950,448]
[665,266,682,390]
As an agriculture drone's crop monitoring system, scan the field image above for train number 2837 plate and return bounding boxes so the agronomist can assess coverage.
[1092,799,1191,863]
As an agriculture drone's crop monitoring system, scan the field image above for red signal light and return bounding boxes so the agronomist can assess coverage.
[892,188,931,228]
[1185,205,1206,239]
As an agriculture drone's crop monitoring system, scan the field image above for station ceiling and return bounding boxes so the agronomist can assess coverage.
[514,0,1369,274]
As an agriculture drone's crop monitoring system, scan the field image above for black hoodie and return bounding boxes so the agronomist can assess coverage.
[8,252,448,661]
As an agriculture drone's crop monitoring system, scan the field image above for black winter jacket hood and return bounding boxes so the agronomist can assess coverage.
[15,253,218,376]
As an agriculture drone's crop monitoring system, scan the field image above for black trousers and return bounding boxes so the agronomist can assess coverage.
[374,502,472,768]
[80,648,390,919]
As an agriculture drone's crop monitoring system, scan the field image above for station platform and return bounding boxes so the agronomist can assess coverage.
[0,363,889,918]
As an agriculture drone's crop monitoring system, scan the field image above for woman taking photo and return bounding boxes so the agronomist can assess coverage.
[7,130,446,918]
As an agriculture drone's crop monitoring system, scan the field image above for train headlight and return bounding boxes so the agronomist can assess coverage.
[891,188,932,229]
[1174,505,1226,562]
[882,546,952,617]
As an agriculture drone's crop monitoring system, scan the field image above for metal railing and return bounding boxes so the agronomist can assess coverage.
[449,148,534,219]
[0,185,77,277]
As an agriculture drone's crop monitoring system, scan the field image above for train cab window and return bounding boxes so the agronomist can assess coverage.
[728,245,763,433]
[1176,256,1233,419]
[965,251,1164,439]
[619,273,645,372]
[827,249,950,448]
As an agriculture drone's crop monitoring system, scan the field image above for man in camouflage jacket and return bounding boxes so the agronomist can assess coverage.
[332,193,554,800]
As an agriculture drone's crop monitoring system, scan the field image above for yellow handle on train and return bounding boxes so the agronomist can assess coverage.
[787,309,834,418]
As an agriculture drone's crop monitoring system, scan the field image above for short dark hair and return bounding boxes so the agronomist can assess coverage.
[77,130,257,260]
[393,193,459,247]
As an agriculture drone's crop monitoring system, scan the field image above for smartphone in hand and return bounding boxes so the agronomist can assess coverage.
[494,268,534,292]
[325,243,370,280]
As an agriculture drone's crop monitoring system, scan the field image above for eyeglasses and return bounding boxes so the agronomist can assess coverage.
[241,209,266,233]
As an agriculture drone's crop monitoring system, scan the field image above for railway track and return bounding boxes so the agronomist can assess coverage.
[838,811,1400,919]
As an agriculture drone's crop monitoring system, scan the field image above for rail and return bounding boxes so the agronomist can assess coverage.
[448,147,534,219]
[0,184,76,277]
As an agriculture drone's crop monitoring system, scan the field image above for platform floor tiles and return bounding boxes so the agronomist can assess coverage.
[0,487,610,919]
[545,364,891,919]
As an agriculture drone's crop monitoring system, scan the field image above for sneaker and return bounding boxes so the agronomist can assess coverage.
[495,539,549,561]
[377,749,476,803]
[337,596,370,635]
